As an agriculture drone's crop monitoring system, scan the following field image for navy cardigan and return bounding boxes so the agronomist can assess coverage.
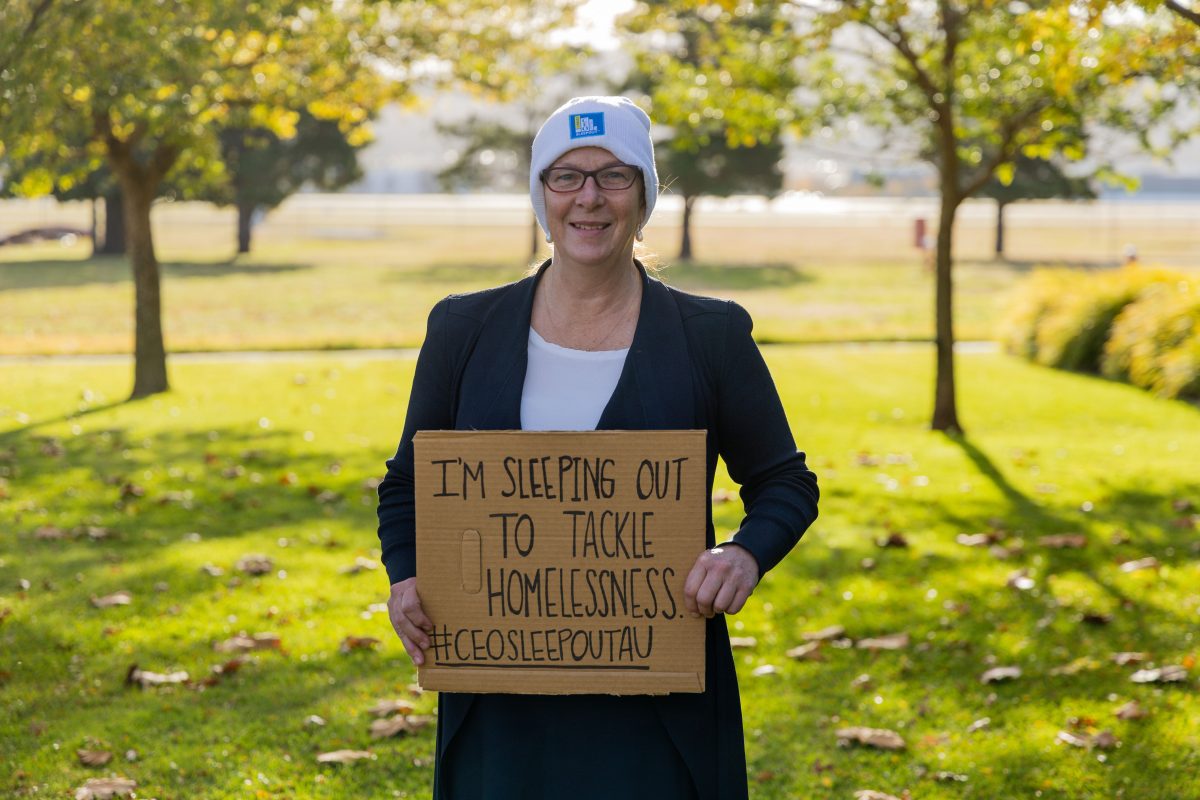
[377,261,819,799]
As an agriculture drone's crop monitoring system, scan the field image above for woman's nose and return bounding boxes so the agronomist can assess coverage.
[574,176,604,205]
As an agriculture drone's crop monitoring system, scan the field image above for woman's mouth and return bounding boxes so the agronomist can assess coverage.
[570,222,610,231]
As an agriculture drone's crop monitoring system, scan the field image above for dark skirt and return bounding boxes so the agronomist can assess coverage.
[442,693,700,800]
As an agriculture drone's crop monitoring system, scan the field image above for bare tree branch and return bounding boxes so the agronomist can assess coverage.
[1164,0,1200,27]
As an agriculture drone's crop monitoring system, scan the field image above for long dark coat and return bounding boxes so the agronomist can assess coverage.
[377,261,819,799]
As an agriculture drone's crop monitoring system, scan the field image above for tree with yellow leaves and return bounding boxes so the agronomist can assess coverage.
[0,0,400,397]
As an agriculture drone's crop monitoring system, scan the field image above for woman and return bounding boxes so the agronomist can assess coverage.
[377,96,819,799]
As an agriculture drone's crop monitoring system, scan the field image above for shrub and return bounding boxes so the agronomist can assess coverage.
[997,268,1079,360]
[1103,279,1200,400]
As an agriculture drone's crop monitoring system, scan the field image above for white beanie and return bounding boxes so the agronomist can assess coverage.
[530,96,658,240]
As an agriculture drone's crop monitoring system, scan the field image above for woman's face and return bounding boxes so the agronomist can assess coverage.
[544,147,644,270]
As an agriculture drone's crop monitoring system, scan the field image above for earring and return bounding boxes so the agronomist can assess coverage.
[635,228,644,242]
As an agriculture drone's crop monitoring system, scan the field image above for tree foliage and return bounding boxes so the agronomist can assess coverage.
[789,0,1197,432]
[0,0,400,398]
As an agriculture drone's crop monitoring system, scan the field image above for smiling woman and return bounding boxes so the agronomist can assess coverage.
[376,95,820,800]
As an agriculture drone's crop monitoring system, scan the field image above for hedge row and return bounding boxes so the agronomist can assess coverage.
[999,265,1200,401]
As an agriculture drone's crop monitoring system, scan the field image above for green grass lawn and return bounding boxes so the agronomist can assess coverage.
[2,349,1198,798]
[0,234,1027,355]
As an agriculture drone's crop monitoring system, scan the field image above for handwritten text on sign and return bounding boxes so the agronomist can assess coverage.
[414,430,706,695]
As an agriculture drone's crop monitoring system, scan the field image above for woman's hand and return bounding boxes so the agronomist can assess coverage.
[683,545,760,618]
[387,577,433,666]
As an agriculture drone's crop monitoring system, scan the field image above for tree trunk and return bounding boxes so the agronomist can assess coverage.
[530,214,540,260]
[994,200,1006,260]
[932,182,962,434]
[99,185,126,255]
[679,195,696,261]
[237,201,254,254]
[90,199,99,257]
[119,176,169,398]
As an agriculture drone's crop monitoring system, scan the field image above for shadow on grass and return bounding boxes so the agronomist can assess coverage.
[0,256,309,291]
[383,261,531,285]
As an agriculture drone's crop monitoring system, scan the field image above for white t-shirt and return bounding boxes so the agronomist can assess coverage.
[520,327,629,431]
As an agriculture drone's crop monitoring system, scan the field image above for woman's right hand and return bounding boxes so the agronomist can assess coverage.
[387,577,433,666]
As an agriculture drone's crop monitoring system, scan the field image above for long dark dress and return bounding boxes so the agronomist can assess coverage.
[377,261,819,799]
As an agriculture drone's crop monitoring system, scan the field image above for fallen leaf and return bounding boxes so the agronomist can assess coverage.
[91,591,132,608]
[1130,665,1187,683]
[1080,612,1112,625]
[368,699,416,717]
[236,555,273,575]
[1039,534,1087,549]
[931,771,969,782]
[1119,557,1160,573]
[980,666,1021,684]
[221,466,245,479]
[200,563,225,577]
[854,791,903,800]
[785,642,823,661]
[314,489,341,504]
[711,488,735,504]
[836,726,906,750]
[407,683,424,696]
[1049,657,1101,676]
[316,749,374,764]
[967,717,991,733]
[362,477,382,491]
[119,483,144,500]
[125,664,189,688]
[76,749,112,766]
[304,715,327,727]
[751,664,778,677]
[81,526,111,541]
[856,632,909,651]
[1172,498,1195,513]
[1057,729,1119,750]
[340,636,381,654]
[988,544,1019,560]
[955,533,995,547]
[876,532,908,548]
[803,625,846,641]
[214,632,281,653]
[340,557,379,575]
[729,637,757,649]
[369,714,433,738]
[754,770,776,783]
[35,525,65,540]
[1111,652,1146,666]
[1115,700,1148,720]
[1005,569,1035,591]
[850,673,872,690]
[73,777,136,799]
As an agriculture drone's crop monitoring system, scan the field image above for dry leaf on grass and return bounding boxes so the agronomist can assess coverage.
[1049,657,1101,676]
[803,625,846,642]
[90,591,132,608]
[1080,611,1112,625]
[1005,569,1035,591]
[214,632,281,653]
[125,664,189,688]
[980,666,1022,684]
[200,563,225,577]
[1115,700,1148,720]
[1039,534,1087,549]
[854,791,904,800]
[931,771,969,782]
[1056,729,1119,750]
[313,489,341,504]
[785,642,823,661]
[304,714,327,727]
[876,532,908,548]
[236,554,273,575]
[1119,557,1160,573]
[1130,665,1188,683]
[370,714,433,738]
[76,749,112,766]
[729,637,757,649]
[74,777,136,799]
[967,717,991,733]
[856,633,909,651]
[751,664,778,677]
[711,488,735,504]
[367,699,416,717]
[850,673,872,690]
[339,636,381,654]
[955,533,995,547]
[35,525,65,540]
[1111,652,1146,666]
[316,749,374,764]
[836,726,906,750]
[340,556,379,575]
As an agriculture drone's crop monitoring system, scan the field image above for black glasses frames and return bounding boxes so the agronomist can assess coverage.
[540,164,640,193]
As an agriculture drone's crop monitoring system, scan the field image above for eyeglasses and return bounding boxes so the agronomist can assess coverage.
[540,164,640,193]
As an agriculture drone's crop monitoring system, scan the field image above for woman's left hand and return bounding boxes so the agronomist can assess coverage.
[683,545,760,618]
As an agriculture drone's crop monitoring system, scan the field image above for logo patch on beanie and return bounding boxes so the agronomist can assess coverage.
[569,112,604,139]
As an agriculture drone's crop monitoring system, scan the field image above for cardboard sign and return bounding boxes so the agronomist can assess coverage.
[414,430,707,695]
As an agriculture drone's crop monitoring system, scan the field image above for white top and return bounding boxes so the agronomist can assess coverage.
[520,327,629,431]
